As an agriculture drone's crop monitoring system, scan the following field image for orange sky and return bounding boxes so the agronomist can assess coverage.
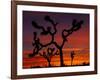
[23,48,89,68]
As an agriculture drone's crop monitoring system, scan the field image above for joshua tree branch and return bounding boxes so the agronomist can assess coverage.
[61,20,84,48]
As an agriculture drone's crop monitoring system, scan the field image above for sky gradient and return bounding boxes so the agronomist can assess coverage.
[23,11,90,68]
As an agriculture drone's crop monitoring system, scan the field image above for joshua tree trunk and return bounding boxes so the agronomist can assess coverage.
[48,62,51,67]
[59,48,64,66]
[71,58,73,66]
[47,59,51,67]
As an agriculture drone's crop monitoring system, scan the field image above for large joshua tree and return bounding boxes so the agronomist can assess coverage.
[29,15,84,67]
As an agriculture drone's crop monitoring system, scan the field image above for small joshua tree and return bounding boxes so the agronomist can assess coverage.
[29,15,84,67]
[70,51,75,66]
[39,48,59,67]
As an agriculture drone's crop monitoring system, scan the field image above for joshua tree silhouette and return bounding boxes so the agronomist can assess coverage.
[29,15,84,67]
[70,51,75,66]
[39,48,59,67]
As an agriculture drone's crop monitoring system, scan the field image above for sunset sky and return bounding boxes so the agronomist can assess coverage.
[23,11,90,68]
